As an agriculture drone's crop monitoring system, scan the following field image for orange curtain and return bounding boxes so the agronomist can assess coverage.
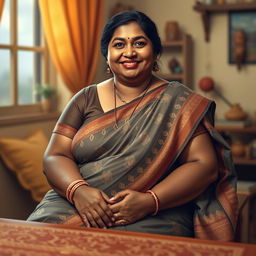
[0,0,4,21]
[39,0,104,94]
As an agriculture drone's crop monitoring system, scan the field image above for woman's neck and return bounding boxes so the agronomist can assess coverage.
[113,76,154,102]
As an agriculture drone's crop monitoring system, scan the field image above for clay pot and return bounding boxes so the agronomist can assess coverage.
[231,141,246,157]
[225,103,247,121]
[41,99,52,113]
[165,21,180,41]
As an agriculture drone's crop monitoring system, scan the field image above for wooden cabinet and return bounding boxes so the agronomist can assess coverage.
[193,2,256,42]
[159,34,193,87]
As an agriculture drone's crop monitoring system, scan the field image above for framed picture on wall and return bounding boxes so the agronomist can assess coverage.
[229,11,256,64]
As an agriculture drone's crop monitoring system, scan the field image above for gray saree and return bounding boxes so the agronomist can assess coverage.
[27,82,238,241]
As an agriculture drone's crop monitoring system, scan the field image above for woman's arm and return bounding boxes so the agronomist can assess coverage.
[152,131,218,210]
[110,132,218,224]
[43,133,115,228]
[43,133,83,195]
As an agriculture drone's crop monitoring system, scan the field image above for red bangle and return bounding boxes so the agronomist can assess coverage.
[146,190,159,216]
[66,179,89,204]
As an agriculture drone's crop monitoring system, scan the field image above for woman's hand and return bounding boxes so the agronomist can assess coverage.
[72,185,115,228]
[109,189,155,226]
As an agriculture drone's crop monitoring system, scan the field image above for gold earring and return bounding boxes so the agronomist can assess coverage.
[153,62,159,72]
[106,66,111,74]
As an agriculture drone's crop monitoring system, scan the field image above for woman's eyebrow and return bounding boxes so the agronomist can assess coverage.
[112,36,147,42]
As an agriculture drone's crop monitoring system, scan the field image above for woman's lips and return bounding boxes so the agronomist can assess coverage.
[121,61,140,69]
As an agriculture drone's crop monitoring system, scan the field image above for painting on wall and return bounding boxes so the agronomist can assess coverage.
[229,11,256,66]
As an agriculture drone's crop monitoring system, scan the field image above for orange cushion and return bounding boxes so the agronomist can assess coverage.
[0,130,51,202]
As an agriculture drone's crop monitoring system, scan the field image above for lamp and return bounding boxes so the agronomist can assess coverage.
[199,76,247,121]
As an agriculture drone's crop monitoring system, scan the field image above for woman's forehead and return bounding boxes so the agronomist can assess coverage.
[111,22,147,40]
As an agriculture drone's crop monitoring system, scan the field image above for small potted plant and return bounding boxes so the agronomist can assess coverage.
[36,84,57,112]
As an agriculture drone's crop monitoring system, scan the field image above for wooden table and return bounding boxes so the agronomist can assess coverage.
[0,218,256,256]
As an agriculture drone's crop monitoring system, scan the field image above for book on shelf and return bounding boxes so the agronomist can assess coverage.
[215,119,251,128]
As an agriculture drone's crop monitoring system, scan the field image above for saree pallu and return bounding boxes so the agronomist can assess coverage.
[27,82,238,241]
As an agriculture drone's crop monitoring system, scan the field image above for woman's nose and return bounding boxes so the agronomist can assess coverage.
[123,46,136,57]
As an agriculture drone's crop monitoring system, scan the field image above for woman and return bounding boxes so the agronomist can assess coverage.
[28,11,238,241]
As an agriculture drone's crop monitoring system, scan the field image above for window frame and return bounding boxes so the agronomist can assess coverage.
[0,0,53,120]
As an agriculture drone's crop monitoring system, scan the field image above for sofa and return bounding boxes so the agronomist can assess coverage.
[0,159,37,220]
[0,129,51,220]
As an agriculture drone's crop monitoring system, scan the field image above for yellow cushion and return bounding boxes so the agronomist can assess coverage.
[0,130,51,202]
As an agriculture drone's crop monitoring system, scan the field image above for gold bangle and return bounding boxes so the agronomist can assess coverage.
[146,190,159,216]
[66,179,89,203]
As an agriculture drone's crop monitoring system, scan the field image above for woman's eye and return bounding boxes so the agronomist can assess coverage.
[114,42,124,48]
[134,41,146,48]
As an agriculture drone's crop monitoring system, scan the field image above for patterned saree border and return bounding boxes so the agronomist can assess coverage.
[128,93,211,191]
[203,119,238,237]
[71,85,167,151]
[194,210,235,241]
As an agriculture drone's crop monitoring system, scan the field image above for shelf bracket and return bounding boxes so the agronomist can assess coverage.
[201,11,210,42]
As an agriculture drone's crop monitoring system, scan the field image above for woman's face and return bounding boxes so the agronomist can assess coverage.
[107,22,156,83]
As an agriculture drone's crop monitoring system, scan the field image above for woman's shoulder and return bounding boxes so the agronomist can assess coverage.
[167,81,213,102]
[74,84,97,96]
[69,84,99,105]
[164,81,193,98]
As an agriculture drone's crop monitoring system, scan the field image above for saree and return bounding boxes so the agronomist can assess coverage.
[27,81,238,241]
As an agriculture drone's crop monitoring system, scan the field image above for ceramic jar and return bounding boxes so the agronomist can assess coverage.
[225,103,247,121]
[165,21,180,41]
[231,141,246,157]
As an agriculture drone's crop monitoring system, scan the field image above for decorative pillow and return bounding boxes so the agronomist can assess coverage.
[0,129,51,202]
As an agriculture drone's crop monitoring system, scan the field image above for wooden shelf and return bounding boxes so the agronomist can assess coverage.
[194,2,256,12]
[193,2,256,41]
[216,125,256,134]
[234,157,256,166]
[160,34,193,87]
[162,40,186,47]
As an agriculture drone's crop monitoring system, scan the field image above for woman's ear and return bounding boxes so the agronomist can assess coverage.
[153,61,159,72]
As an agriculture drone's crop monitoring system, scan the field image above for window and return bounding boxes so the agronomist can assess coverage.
[0,0,51,116]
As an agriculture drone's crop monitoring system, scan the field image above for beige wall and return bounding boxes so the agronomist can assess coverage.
[57,0,256,121]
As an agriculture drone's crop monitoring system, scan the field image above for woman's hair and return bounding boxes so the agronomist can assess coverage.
[100,10,162,59]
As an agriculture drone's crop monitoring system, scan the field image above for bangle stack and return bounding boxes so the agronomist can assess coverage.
[146,190,159,216]
[66,179,89,204]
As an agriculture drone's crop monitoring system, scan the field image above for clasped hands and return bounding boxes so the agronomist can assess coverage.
[73,186,155,228]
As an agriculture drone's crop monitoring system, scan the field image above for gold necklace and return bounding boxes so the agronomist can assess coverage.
[113,78,152,128]
[114,87,127,104]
